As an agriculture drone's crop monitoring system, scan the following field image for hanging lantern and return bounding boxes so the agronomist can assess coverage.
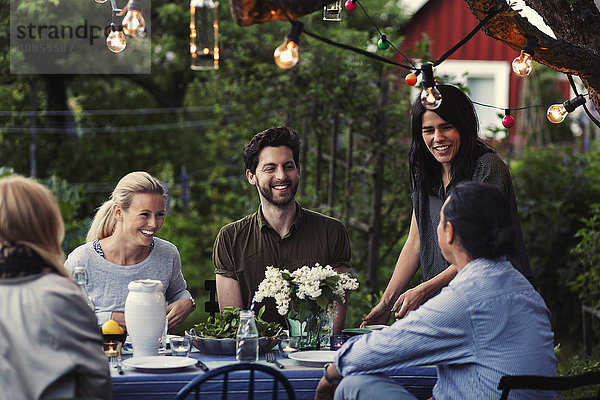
[323,1,342,21]
[190,0,219,71]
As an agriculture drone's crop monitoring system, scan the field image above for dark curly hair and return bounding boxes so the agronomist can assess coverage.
[243,126,301,174]
[443,181,516,260]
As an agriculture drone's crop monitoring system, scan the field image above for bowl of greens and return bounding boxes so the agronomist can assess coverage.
[188,306,282,355]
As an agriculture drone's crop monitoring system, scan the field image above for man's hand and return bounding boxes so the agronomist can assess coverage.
[166,298,194,330]
[361,301,392,327]
[314,377,337,400]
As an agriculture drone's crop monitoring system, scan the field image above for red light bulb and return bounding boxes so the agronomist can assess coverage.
[502,115,515,129]
[405,73,417,86]
[345,0,356,11]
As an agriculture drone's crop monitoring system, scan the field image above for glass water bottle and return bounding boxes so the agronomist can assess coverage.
[236,310,259,362]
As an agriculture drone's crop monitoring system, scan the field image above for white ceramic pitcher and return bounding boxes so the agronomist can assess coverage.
[124,279,166,357]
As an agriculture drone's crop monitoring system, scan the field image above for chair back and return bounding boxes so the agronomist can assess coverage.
[204,279,219,318]
[174,362,297,400]
[498,371,600,400]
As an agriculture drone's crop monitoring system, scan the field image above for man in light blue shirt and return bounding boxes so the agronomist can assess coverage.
[316,182,557,399]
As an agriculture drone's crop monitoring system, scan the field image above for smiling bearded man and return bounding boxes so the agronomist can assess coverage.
[212,126,352,332]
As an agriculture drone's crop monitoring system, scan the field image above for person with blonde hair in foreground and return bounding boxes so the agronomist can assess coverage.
[0,175,112,400]
[65,171,195,330]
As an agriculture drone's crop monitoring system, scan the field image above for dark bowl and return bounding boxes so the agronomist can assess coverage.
[99,328,127,343]
[188,335,278,356]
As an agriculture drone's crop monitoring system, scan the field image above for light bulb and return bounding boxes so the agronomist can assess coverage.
[547,104,568,124]
[405,73,417,86]
[512,51,533,77]
[345,0,356,11]
[421,86,442,110]
[502,115,515,129]
[107,30,127,53]
[377,35,390,50]
[122,9,146,38]
[274,40,299,69]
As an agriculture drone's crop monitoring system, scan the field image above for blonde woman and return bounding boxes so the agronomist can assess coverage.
[0,176,111,400]
[65,171,194,331]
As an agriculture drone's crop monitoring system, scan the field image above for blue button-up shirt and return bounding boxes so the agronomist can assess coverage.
[335,258,557,399]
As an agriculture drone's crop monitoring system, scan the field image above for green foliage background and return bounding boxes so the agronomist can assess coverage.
[2,0,600,367]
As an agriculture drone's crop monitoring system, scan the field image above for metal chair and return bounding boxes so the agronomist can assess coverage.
[498,371,600,400]
[174,362,297,400]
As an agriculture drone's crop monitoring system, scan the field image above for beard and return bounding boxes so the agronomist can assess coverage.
[257,178,298,208]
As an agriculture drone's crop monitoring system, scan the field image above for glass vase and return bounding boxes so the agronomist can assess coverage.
[287,314,325,351]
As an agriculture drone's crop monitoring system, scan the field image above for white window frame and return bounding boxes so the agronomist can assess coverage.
[433,60,511,138]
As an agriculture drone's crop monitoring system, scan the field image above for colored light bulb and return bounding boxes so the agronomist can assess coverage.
[405,73,417,86]
[378,36,390,50]
[502,115,515,128]
[345,0,356,11]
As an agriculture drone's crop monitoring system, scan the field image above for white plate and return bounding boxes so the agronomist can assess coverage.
[288,350,336,367]
[123,356,196,372]
[364,324,388,330]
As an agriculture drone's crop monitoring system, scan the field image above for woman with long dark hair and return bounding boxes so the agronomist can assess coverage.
[363,85,531,326]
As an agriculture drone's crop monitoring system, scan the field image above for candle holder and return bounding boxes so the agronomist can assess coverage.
[330,334,347,350]
[278,336,300,358]
[170,336,191,357]
[103,341,123,368]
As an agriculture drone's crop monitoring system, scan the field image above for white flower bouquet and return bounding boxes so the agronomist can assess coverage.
[254,263,359,324]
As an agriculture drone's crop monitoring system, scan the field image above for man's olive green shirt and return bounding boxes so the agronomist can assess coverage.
[212,202,351,324]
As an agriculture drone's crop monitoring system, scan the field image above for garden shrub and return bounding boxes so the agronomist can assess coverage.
[511,147,600,341]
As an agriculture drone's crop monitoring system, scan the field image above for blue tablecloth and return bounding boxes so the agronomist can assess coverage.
[111,352,437,400]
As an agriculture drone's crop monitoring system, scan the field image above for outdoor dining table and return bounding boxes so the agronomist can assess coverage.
[111,350,437,400]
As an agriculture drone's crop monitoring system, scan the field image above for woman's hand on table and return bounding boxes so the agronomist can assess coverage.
[392,285,428,320]
[361,301,392,327]
[166,298,194,330]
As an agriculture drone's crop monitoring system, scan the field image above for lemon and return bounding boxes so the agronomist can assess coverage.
[102,319,124,335]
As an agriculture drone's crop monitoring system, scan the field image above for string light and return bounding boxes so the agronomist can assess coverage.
[274,20,303,69]
[275,2,600,130]
[512,37,538,77]
[323,1,342,21]
[420,63,442,110]
[107,9,127,53]
[190,0,220,71]
[122,0,147,38]
[546,95,586,124]
[405,72,418,86]
[502,109,515,128]
[377,35,390,50]
[345,0,356,11]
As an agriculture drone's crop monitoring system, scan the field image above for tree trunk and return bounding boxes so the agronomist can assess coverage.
[463,0,600,110]
[367,78,388,290]
[328,115,339,210]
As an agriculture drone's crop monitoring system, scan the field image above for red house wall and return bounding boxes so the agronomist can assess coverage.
[395,0,523,109]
